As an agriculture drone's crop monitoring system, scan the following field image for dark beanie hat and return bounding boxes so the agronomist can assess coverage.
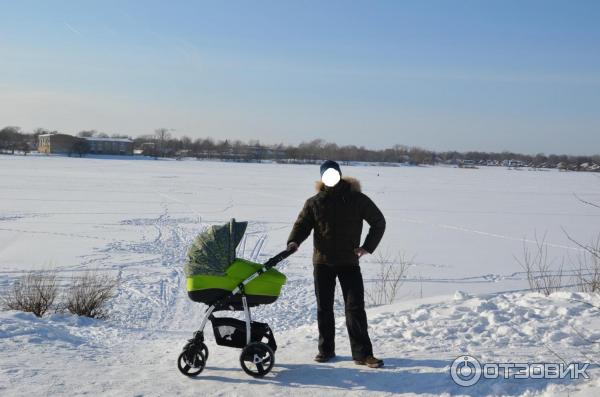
[320,160,342,177]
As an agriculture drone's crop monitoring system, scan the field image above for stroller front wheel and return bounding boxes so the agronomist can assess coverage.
[200,343,209,361]
[240,342,275,378]
[178,343,207,377]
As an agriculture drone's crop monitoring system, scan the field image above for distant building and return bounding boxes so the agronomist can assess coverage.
[86,137,133,155]
[505,159,525,168]
[175,149,192,158]
[580,162,600,172]
[459,159,478,169]
[38,134,134,155]
[37,133,81,154]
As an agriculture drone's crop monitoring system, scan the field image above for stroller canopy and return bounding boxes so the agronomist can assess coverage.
[185,218,248,277]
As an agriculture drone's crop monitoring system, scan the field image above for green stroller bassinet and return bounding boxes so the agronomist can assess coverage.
[187,258,286,309]
[184,219,286,310]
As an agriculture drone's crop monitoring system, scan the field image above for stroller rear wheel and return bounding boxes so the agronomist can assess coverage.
[240,342,275,377]
[178,343,207,377]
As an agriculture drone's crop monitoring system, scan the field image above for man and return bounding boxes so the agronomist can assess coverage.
[287,160,386,368]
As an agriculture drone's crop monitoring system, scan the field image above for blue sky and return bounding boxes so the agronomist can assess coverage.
[1,0,599,154]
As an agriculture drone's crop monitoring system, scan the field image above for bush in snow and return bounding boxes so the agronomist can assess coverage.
[1,271,58,317]
[567,196,600,293]
[516,235,566,296]
[62,272,118,319]
[570,235,600,293]
[365,251,409,307]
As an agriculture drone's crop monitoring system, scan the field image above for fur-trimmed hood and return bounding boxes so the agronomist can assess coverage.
[315,176,361,193]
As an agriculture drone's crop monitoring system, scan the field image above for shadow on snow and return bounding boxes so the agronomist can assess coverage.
[189,357,584,395]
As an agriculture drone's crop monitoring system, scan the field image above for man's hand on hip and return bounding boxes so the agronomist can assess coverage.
[354,247,368,258]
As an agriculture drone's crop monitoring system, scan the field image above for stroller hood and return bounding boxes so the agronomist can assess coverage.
[185,218,248,277]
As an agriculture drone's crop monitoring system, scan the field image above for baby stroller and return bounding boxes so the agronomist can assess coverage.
[178,219,293,378]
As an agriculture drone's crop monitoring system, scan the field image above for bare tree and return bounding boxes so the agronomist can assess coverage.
[32,127,49,137]
[574,237,600,293]
[70,139,90,158]
[77,130,98,138]
[18,140,31,156]
[154,128,172,158]
[111,133,131,139]
[515,234,566,296]
[365,251,410,306]
[1,271,58,317]
[0,126,24,154]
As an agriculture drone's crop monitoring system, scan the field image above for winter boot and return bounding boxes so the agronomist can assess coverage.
[314,352,336,363]
[354,355,384,368]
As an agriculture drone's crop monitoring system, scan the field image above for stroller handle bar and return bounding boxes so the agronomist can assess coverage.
[264,248,295,269]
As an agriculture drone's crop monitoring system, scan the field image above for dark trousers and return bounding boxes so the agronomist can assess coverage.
[314,264,373,359]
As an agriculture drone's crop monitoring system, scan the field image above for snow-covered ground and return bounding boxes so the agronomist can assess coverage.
[1,291,599,396]
[1,155,599,396]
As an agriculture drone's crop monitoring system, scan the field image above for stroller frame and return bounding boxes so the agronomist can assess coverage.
[178,249,293,378]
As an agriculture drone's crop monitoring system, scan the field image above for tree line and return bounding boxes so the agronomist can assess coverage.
[1,125,599,169]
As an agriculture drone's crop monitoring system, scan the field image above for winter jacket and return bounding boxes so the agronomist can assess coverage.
[287,176,386,266]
